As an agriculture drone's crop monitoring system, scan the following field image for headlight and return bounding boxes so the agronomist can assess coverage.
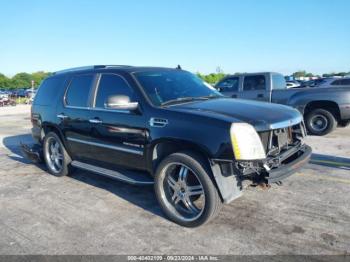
[230,123,266,160]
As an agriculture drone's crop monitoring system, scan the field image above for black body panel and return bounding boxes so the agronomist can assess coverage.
[31,66,310,189]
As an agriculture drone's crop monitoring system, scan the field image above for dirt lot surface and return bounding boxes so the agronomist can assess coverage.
[0,105,349,255]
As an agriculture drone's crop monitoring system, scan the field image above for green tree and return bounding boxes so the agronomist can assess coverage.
[197,72,226,84]
[323,71,350,77]
[0,73,10,88]
[0,71,52,89]
[31,71,51,87]
[11,72,32,88]
[305,73,314,77]
[292,71,314,78]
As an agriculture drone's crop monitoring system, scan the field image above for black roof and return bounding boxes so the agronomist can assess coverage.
[53,65,180,75]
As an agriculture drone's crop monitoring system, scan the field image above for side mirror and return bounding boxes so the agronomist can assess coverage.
[215,86,222,92]
[105,95,138,111]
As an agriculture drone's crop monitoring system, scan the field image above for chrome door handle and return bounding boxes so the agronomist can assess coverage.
[57,114,68,119]
[89,118,102,124]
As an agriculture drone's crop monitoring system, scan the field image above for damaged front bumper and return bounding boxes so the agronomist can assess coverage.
[264,144,311,183]
[210,143,312,204]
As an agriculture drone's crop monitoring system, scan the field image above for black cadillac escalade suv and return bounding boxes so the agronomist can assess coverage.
[29,65,312,227]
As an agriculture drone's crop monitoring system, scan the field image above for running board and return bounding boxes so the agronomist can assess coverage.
[71,161,154,186]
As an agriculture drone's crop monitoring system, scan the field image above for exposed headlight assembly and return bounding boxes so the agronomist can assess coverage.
[230,123,266,160]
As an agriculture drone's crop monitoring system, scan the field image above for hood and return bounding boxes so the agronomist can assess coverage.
[168,98,302,131]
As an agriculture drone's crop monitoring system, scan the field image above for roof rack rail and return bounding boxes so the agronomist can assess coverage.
[53,65,132,75]
[104,65,133,68]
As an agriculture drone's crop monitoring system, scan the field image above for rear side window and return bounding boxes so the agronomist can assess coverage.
[332,79,350,86]
[65,74,95,107]
[243,75,266,91]
[34,76,66,106]
[216,77,239,92]
[272,74,286,90]
[342,79,350,85]
[94,74,135,108]
[331,79,343,86]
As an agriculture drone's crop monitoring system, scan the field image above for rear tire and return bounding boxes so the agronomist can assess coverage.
[154,151,222,227]
[43,132,72,177]
[305,109,337,136]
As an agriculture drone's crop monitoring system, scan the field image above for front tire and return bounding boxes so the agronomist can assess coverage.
[154,151,222,227]
[305,109,337,136]
[43,132,72,177]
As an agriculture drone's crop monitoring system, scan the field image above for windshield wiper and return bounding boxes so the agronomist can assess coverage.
[161,97,211,106]
[161,95,223,107]
[197,95,223,99]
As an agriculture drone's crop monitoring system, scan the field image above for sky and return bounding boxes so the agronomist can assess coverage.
[0,0,349,76]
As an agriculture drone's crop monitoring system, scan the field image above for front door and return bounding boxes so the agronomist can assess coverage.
[238,75,269,102]
[216,76,240,98]
[87,73,148,171]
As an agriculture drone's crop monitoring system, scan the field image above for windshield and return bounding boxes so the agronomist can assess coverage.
[133,70,223,106]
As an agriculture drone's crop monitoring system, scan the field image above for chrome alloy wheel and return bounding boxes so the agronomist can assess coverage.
[160,163,205,222]
[310,114,328,132]
[45,136,63,173]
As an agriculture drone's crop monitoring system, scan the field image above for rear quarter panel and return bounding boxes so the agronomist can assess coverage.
[31,75,69,142]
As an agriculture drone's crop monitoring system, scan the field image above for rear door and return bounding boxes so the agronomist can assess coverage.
[57,74,97,162]
[216,76,240,98]
[87,73,148,171]
[270,73,289,104]
[238,74,270,102]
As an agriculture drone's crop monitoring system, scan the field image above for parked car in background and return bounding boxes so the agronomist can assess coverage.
[215,72,350,135]
[24,65,312,227]
[12,89,27,97]
[286,81,301,88]
[0,91,16,107]
[300,78,335,88]
[0,91,8,99]
[317,77,350,88]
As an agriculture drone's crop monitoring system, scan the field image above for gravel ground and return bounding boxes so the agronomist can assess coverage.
[0,105,349,255]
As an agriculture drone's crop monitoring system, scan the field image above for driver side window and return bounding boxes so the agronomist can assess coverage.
[216,77,239,92]
[94,74,135,108]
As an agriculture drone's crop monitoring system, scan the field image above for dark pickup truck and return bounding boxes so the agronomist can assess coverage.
[215,72,350,135]
[25,66,311,227]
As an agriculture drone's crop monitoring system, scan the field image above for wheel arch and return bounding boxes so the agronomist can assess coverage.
[304,100,341,121]
[148,138,213,175]
[41,123,68,148]
[150,139,242,205]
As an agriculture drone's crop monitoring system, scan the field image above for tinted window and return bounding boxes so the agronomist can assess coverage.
[65,74,94,107]
[95,74,135,108]
[243,75,266,91]
[216,77,239,92]
[272,74,286,90]
[34,76,66,106]
[342,79,350,85]
[331,80,343,86]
